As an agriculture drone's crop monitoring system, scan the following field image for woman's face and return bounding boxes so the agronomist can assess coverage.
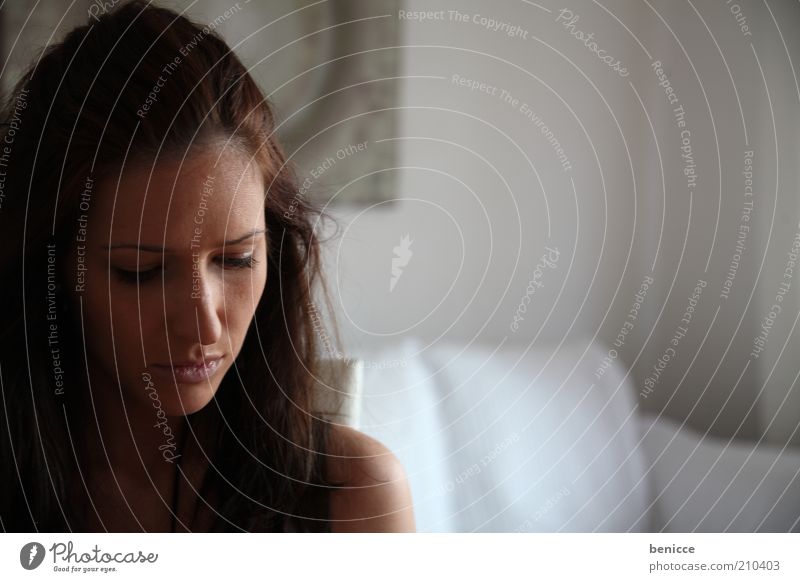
[68,146,268,416]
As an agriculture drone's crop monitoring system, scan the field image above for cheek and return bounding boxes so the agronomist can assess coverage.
[108,285,161,330]
[78,277,114,339]
[93,284,167,365]
[75,279,148,372]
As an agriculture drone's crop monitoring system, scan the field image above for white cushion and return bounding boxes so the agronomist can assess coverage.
[356,337,651,532]
[639,413,800,532]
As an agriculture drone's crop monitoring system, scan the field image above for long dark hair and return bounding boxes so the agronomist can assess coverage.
[0,1,340,532]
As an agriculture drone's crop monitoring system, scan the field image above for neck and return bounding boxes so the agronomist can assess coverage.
[80,379,187,474]
[69,362,221,531]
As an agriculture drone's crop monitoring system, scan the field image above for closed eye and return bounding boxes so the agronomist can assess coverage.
[219,255,257,269]
[111,255,257,285]
[112,266,160,284]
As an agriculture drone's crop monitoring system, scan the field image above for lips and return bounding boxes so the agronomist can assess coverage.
[151,356,223,384]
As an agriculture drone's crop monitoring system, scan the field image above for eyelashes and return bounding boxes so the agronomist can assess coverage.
[220,255,258,270]
[112,255,258,285]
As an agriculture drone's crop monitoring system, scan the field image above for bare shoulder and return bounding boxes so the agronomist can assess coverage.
[325,424,416,532]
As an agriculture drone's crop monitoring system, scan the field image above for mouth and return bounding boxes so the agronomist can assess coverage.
[150,356,224,384]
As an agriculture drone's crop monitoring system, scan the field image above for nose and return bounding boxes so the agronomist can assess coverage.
[166,268,223,348]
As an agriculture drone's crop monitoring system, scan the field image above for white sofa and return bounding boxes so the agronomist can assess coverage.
[326,337,800,532]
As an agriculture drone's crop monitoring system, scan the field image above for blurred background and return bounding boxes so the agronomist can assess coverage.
[4,0,799,531]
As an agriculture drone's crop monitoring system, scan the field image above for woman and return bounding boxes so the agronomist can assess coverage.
[0,1,414,532]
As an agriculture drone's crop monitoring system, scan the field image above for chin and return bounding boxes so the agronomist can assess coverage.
[137,374,220,418]
[164,384,219,416]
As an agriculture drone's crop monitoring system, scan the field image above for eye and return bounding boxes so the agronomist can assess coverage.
[111,267,161,284]
[218,255,258,269]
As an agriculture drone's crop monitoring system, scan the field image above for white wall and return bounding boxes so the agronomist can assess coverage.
[319,0,800,446]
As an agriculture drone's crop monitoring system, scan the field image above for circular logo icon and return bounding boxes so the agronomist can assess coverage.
[20,542,46,570]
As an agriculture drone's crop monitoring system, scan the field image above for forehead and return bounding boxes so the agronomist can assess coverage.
[92,147,265,241]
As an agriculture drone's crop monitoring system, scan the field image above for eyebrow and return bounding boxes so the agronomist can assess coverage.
[103,228,266,252]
